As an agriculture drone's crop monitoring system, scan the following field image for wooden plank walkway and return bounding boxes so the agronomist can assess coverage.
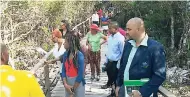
[51,37,111,97]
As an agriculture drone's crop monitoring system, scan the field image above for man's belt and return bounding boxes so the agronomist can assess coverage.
[108,59,117,63]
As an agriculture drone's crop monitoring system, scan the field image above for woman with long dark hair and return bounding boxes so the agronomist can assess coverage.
[61,34,85,97]
[72,30,88,75]
[59,20,71,38]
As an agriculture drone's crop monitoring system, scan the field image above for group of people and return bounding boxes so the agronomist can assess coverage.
[84,17,166,97]
[0,16,166,97]
[91,8,111,35]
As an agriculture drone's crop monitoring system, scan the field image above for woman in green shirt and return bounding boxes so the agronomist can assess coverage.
[86,24,107,81]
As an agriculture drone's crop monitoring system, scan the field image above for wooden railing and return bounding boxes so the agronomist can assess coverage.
[72,16,92,36]
[158,86,176,97]
[31,16,92,74]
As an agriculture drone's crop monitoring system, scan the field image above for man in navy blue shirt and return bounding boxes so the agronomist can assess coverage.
[116,17,166,97]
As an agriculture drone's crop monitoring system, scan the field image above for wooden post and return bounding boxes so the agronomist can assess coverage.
[83,23,85,35]
[30,48,53,74]
[44,64,51,97]
[89,18,91,27]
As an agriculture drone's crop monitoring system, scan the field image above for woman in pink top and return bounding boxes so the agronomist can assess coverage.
[108,28,127,38]
[118,27,126,37]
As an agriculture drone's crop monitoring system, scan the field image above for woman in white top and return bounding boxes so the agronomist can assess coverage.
[92,11,100,26]
[45,29,66,75]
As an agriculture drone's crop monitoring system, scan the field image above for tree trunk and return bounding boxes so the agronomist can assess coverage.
[178,1,190,54]
[170,15,175,49]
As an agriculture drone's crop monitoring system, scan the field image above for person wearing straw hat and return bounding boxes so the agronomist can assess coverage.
[86,24,107,81]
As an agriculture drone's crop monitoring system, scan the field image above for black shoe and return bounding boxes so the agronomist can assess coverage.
[111,89,116,96]
[107,94,113,97]
[91,75,95,81]
[107,94,115,97]
[96,75,100,81]
[101,84,108,89]
[107,89,116,97]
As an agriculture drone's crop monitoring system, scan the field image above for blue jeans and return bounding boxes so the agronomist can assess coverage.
[118,85,125,97]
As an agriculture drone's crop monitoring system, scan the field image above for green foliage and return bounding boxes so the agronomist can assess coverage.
[187,39,190,58]
[163,81,173,89]
[109,1,190,69]
[112,1,188,48]
[44,1,63,26]
[42,42,54,52]
[15,61,26,70]
[41,26,50,35]
[47,53,55,60]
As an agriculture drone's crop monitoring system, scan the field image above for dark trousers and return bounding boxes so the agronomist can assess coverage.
[106,60,118,87]
[92,21,99,26]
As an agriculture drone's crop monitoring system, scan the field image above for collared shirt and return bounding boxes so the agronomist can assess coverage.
[124,35,148,80]
[106,32,125,68]
[0,65,45,97]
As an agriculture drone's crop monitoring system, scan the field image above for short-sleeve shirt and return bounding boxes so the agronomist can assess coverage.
[86,32,104,52]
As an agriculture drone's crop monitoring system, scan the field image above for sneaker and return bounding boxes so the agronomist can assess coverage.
[96,75,100,81]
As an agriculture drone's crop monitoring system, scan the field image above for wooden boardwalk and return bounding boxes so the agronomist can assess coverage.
[51,37,111,97]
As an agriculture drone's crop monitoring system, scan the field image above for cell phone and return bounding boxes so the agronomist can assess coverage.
[70,88,75,93]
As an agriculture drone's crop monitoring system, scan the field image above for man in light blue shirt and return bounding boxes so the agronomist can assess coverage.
[101,21,125,97]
